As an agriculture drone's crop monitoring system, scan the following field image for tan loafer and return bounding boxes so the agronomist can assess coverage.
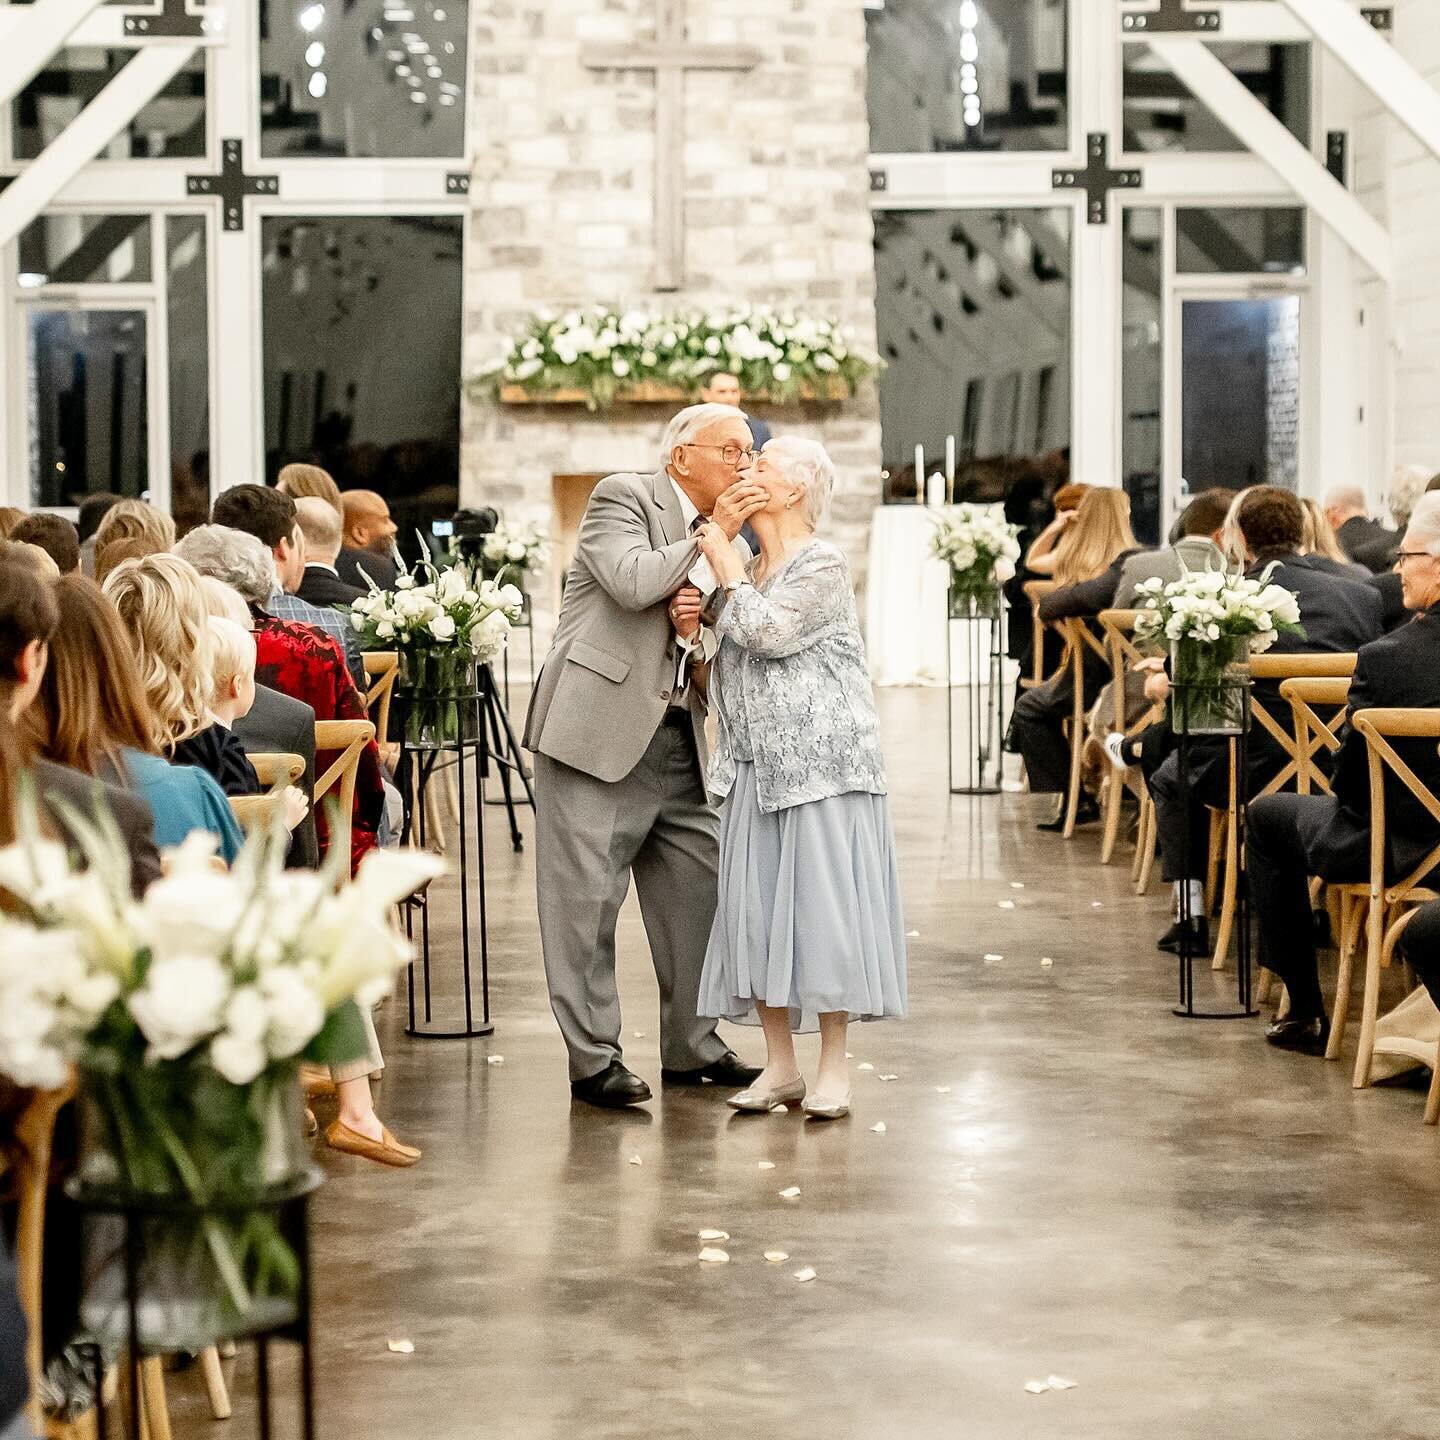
[300,1065,337,1098]
[325,1120,421,1167]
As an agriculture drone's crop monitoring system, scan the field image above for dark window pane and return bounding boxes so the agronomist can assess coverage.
[13,49,205,160]
[18,213,152,285]
[1122,208,1162,545]
[1176,207,1305,274]
[167,216,211,535]
[27,309,149,507]
[260,0,467,158]
[867,0,1067,153]
[262,216,462,548]
[873,207,1070,500]
[1124,42,1309,153]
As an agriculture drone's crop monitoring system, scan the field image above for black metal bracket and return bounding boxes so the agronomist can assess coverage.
[1052,133,1141,225]
[1120,0,1220,34]
[122,0,211,38]
[1326,131,1349,187]
[870,168,888,193]
[186,139,278,231]
[445,172,471,195]
[1360,7,1393,32]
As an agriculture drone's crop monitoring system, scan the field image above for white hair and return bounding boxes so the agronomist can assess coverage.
[1322,484,1367,515]
[1403,492,1440,557]
[175,524,277,605]
[1388,464,1434,528]
[659,403,747,470]
[764,436,836,530]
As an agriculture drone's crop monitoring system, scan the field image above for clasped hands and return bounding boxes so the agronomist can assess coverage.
[667,478,765,640]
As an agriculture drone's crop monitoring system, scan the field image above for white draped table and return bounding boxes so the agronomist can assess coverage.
[865,504,962,687]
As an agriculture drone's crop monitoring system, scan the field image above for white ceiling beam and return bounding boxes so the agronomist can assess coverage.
[1149,37,1392,279]
[0,44,195,248]
[1278,0,1440,162]
[0,0,108,109]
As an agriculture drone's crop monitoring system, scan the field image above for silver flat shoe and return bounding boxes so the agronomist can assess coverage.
[726,1076,806,1112]
[802,1091,852,1120]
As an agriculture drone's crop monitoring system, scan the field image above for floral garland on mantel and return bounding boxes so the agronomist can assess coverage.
[473,305,880,411]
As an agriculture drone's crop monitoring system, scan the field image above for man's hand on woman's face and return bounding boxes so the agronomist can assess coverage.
[711,481,768,540]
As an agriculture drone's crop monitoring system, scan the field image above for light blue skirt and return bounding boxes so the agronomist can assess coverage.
[698,762,908,1031]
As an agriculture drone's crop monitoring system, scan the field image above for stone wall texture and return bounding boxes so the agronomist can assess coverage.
[461,0,881,661]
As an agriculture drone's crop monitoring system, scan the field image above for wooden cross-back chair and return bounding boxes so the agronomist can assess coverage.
[1050,616,1111,841]
[1206,654,1358,972]
[229,751,308,836]
[1319,710,1440,1095]
[1020,580,1067,691]
[249,752,305,789]
[314,719,376,877]
[1096,608,1165,869]
[362,650,399,740]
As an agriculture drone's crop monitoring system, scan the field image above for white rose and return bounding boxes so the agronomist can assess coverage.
[992,557,1016,583]
[210,1031,267,1085]
[507,542,527,562]
[395,574,416,590]
[260,968,325,1059]
[376,620,395,640]
[773,362,792,382]
[137,869,245,963]
[498,584,524,612]
[428,614,457,642]
[128,954,231,1061]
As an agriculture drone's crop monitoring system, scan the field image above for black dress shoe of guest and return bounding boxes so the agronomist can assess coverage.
[1157,917,1210,954]
[1036,796,1100,832]
[661,1051,763,1087]
[1265,1015,1330,1054]
[570,1062,652,1108]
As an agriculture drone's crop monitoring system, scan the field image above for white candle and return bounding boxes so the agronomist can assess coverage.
[945,434,956,505]
[914,444,924,505]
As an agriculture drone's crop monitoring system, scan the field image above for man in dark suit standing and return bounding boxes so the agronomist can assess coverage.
[1144,488,1383,954]
[294,496,366,610]
[1324,483,1393,567]
[701,371,771,450]
[1248,491,1440,1052]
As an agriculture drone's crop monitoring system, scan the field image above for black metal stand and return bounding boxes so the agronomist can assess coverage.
[946,587,1007,796]
[73,1172,320,1440]
[1172,719,1259,1020]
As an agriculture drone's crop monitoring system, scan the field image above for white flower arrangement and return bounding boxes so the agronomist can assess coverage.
[1132,565,1303,654]
[475,304,880,409]
[480,520,547,582]
[0,814,443,1092]
[350,545,524,666]
[930,503,1022,595]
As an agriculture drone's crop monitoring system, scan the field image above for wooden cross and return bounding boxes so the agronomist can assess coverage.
[186,139,278,231]
[581,0,762,291]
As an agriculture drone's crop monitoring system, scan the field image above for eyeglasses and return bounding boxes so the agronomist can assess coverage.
[1394,551,1434,566]
[684,442,754,468]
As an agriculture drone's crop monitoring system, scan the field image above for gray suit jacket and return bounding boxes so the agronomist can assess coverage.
[1113,536,1226,609]
[233,682,319,868]
[524,469,709,784]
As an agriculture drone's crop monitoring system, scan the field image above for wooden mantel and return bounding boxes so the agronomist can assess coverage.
[497,379,852,407]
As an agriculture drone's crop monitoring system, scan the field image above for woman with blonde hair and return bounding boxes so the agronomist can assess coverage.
[1022,481,1090,578]
[1010,486,1143,830]
[276,461,343,515]
[102,553,258,795]
[1299,496,1368,578]
[93,497,176,556]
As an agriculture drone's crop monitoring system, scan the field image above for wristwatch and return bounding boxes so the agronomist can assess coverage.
[723,577,748,593]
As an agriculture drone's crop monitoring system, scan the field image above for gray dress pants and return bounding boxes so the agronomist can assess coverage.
[535,721,729,1082]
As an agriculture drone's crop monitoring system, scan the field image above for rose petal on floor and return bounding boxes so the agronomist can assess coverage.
[698,1229,729,1241]
[906,930,920,937]
[998,900,1016,910]
[486,1056,505,1065]
[1091,901,1104,908]
[935,1086,951,1094]
[1047,1375,1078,1391]
[628,1155,642,1166]
[779,1186,801,1199]
[878,1074,899,1082]
[770,1103,788,1113]
[1010,882,1025,890]
[387,1340,415,1354]
[758,1161,776,1170]
[793,1267,817,1282]
[633,1031,646,1038]
[1040,958,1054,968]
[857,1062,875,1071]
[983,953,1003,964]
[697,1248,730,1264]
[869,1122,887,1133]
[764,1250,789,1263]
[1024,1380,1049,1395]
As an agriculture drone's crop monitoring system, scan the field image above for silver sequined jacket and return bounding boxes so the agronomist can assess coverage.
[709,540,888,813]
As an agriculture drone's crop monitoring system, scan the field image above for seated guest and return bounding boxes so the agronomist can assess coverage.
[212,484,366,691]
[176,525,384,873]
[1351,464,1431,574]
[198,572,319,869]
[1249,491,1440,1053]
[10,512,79,575]
[276,460,344,513]
[0,538,58,581]
[1324,483,1391,565]
[0,506,23,538]
[0,560,160,894]
[92,497,176,558]
[102,553,260,797]
[27,573,245,864]
[1009,487,1141,830]
[94,535,153,585]
[1145,487,1383,953]
[339,489,401,591]
[294,496,366,609]
[76,491,122,576]
[1300,497,1369,579]
[1111,487,1232,607]
[1020,481,1091,579]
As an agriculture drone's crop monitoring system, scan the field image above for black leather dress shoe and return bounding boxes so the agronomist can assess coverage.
[1157,917,1210,955]
[1036,796,1100,833]
[660,1051,763,1087]
[570,1061,652,1108]
[1265,1015,1330,1054]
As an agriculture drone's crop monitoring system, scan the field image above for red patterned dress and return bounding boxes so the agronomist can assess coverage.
[251,610,384,873]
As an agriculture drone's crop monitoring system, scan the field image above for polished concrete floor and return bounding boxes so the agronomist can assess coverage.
[177,690,1440,1440]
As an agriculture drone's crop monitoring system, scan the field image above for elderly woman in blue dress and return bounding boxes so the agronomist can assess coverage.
[678,436,907,1120]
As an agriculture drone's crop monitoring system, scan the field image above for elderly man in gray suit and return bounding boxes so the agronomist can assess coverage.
[525,404,769,1108]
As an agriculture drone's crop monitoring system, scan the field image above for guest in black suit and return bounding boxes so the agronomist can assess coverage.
[1351,465,1433,573]
[1144,487,1383,954]
[294,496,366,610]
[1009,488,1141,830]
[339,491,401,592]
[701,371,770,450]
[1324,484,1393,568]
[1248,491,1440,1053]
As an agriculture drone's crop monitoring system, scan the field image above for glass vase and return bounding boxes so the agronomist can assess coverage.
[401,646,479,748]
[77,1064,313,1350]
[948,572,1002,621]
[1169,635,1251,735]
